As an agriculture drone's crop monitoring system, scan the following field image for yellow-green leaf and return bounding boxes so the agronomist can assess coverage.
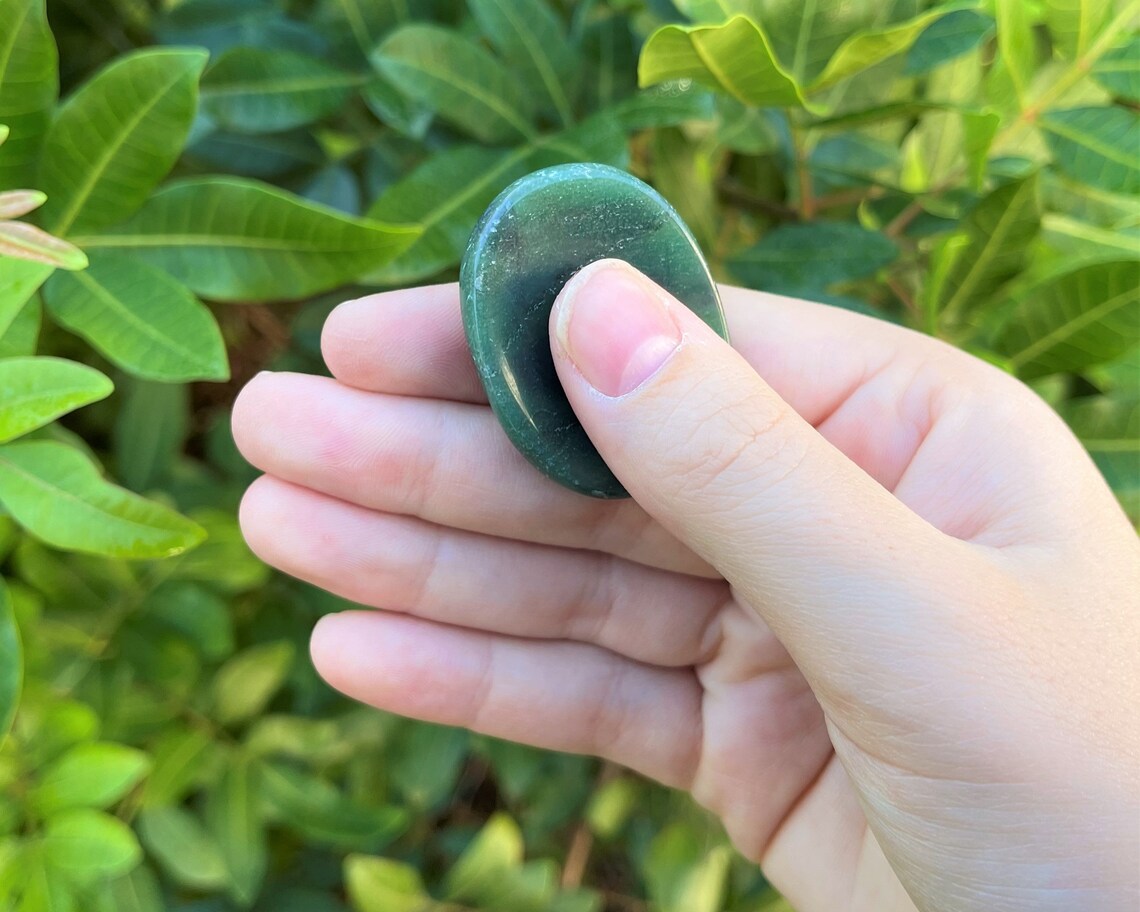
[0,440,205,558]
[42,809,142,888]
[639,16,806,108]
[31,743,150,814]
[0,356,112,443]
[1040,106,1140,195]
[0,580,20,745]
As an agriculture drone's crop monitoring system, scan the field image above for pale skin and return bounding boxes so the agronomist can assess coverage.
[232,259,1140,912]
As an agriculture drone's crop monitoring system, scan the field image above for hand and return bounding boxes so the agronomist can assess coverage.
[232,259,1140,912]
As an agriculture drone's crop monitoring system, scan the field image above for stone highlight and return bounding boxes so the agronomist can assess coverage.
[460,162,727,498]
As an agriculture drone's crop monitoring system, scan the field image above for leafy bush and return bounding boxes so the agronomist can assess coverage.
[0,0,1134,909]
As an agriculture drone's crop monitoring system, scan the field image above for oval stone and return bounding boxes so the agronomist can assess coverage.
[460,162,727,499]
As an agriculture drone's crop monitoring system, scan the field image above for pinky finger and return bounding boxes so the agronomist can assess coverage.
[310,611,702,789]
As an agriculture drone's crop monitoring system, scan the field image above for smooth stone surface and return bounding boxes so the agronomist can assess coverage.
[460,162,727,499]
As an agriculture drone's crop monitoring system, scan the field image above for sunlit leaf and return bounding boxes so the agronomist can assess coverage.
[994,0,1035,106]
[639,17,807,108]
[1043,0,1113,59]
[372,24,536,143]
[74,177,418,302]
[344,855,430,912]
[0,440,205,558]
[202,47,364,134]
[997,259,1139,379]
[36,48,207,235]
[469,0,580,126]
[42,809,142,888]
[1040,106,1140,195]
[0,356,112,443]
[0,0,57,188]
[444,813,524,902]
[810,4,971,92]
[31,742,150,814]
[645,823,731,912]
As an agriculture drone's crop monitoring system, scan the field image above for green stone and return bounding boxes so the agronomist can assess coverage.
[460,162,727,499]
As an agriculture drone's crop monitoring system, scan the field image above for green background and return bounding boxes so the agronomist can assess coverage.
[0,0,1135,909]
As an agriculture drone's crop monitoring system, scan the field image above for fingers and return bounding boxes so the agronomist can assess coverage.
[309,610,702,788]
[547,260,982,686]
[239,475,728,667]
[231,370,712,577]
[322,284,487,404]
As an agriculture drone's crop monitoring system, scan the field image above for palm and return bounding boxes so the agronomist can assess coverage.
[233,283,1021,912]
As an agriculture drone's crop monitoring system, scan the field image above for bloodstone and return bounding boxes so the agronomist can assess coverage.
[460,162,728,499]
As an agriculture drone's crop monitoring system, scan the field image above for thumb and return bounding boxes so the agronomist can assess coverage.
[549,259,971,677]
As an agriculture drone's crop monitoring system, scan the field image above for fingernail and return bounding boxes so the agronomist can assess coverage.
[554,260,681,397]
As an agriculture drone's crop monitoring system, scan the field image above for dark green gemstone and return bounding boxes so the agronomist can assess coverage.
[460,162,727,499]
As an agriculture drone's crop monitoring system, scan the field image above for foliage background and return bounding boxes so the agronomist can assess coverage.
[0,0,1135,909]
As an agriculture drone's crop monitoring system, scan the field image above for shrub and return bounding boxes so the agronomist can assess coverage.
[0,0,1133,909]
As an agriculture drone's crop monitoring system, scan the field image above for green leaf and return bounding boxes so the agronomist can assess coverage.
[610,83,716,131]
[638,17,807,108]
[468,0,579,126]
[1042,213,1140,264]
[1040,107,1140,196]
[644,824,731,912]
[0,222,87,270]
[137,806,228,891]
[1044,0,1113,59]
[997,259,1139,379]
[938,173,1040,327]
[361,74,433,139]
[103,866,164,912]
[202,47,364,134]
[260,762,408,849]
[444,812,524,902]
[1087,345,1140,394]
[0,440,205,558]
[207,755,267,907]
[344,855,431,912]
[36,48,207,236]
[0,580,20,745]
[372,24,536,143]
[17,849,77,912]
[112,378,189,492]
[0,357,112,443]
[727,222,898,295]
[42,809,142,887]
[650,128,718,252]
[905,9,993,75]
[31,742,150,814]
[389,722,468,810]
[1092,39,1140,103]
[1060,396,1139,519]
[139,726,216,808]
[0,290,39,358]
[42,253,228,383]
[75,177,418,303]
[994,0,1035,106]
[0,0,57,189]
[0,257,51,338]
[211,641,294,726]
[810,4,971,92]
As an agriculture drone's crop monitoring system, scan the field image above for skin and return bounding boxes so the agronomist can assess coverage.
[232,260,1140,912]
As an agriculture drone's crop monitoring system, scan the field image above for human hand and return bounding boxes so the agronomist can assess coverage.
[232,259,1140,912]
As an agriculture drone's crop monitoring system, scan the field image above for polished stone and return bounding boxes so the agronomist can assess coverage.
[460,162,727,499]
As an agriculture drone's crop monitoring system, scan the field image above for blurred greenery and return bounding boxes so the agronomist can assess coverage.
[0,0,1136,909]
